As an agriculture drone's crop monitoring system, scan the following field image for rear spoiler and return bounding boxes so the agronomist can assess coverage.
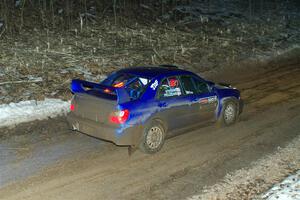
[70,79,130,104]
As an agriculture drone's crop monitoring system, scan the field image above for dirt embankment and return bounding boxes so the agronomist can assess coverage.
[0,52,299,200]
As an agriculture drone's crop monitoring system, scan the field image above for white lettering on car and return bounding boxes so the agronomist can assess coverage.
[150,80,158,90]
[208,96,217,103]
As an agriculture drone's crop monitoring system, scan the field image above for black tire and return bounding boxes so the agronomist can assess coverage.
[217,100,238,127]
[139,120,165,154]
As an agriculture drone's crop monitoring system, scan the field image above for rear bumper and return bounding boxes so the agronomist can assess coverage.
[66,113,143,146]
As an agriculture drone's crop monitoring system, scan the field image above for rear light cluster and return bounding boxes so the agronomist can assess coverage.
[109,109,130,124]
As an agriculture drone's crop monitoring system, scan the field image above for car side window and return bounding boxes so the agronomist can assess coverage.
[157,76,182,98]
[180,76,198,95]
[192,77,209,94]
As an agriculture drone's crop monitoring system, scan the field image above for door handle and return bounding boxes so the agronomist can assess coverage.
[158,102,167,108]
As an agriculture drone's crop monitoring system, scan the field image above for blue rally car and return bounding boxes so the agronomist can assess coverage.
[67,65,243,154]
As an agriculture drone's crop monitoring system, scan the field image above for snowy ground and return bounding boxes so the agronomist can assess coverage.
[0,99,70,128]
[261,170,300,200]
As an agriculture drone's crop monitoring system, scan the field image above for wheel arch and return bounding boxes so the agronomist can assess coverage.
[146,116,168,134]
[217,96,239,118]
[138,117,167,154]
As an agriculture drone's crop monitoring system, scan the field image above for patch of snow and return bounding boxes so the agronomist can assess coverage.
[0,99,70,128]
[261,170,300,200]
[27,75,43,82]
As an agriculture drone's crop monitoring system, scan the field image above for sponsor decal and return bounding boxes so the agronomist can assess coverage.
[150,80,158,90]
[199,98,208,104]
[199,96,217,104]
[164,88,181,97]
[139,78,149,85]
[208,96,217,103]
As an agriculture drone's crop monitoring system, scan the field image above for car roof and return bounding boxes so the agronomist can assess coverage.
[117,66,194,79]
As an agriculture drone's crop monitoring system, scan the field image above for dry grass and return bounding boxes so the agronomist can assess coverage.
[0,16,299,104]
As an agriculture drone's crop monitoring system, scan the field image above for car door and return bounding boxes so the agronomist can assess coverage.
[178,75,204,126]
[178,75,218,125]
[155,76,192,132]
[191,76,218,123]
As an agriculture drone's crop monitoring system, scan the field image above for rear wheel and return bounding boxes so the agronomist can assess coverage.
[218,101,238,127]
[139,121,165,154]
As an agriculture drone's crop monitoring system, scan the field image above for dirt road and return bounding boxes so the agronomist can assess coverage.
[0,56,299,200]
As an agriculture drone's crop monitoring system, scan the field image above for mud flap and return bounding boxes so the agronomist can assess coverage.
[127,146,137,156]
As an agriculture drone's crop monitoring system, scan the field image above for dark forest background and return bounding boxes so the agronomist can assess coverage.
[1,0,300,35]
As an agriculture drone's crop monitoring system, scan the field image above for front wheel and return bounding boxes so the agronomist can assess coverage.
[139,121,165,154]
[218,101,238,127]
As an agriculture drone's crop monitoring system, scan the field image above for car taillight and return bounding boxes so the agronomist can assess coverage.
[104,88,112,93]
[109,109,130,124]
[70,104,75,111]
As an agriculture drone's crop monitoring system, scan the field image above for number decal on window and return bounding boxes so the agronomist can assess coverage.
[169,79,178,87]
[151,80,158,90]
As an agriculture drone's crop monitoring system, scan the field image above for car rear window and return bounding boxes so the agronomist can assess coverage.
[101,72,150,100]
[101,73,135,87]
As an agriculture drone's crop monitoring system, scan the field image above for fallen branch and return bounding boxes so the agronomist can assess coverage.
[0,79,43,86]
[0,27,5,39]
[153,48,163,61]
[0,147,30,150]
